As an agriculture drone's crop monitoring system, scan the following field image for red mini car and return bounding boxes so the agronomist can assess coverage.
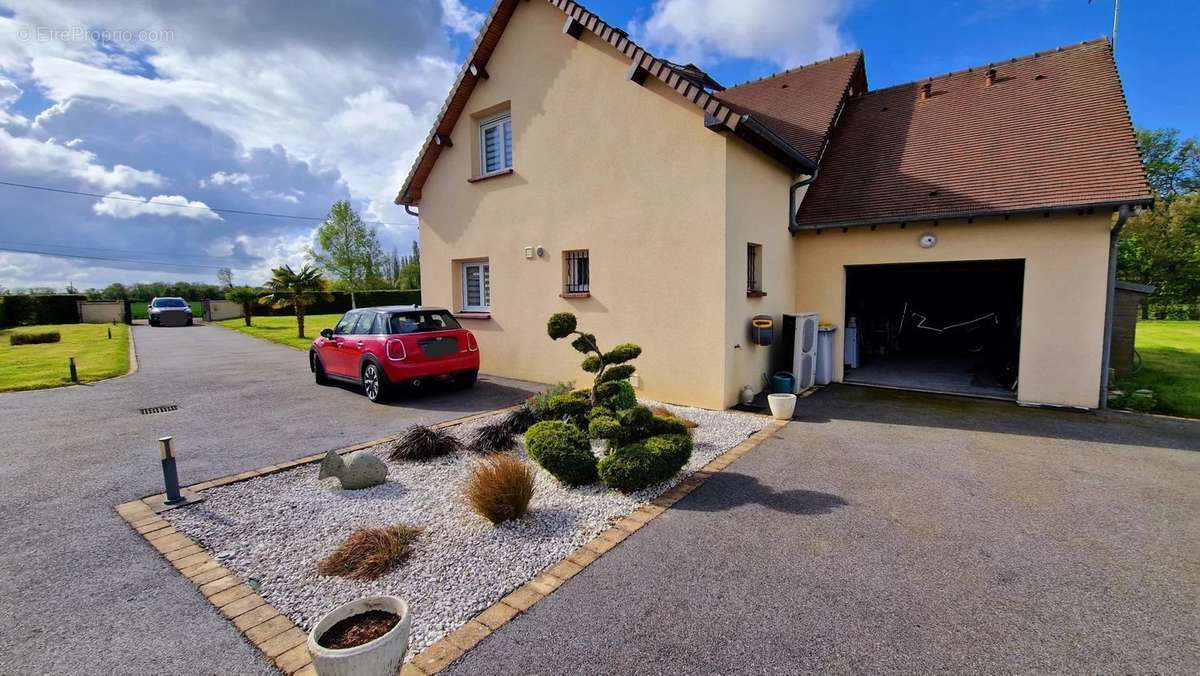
[309,306,479,402]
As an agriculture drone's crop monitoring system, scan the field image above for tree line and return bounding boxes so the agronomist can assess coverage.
[1118,128,1200,319]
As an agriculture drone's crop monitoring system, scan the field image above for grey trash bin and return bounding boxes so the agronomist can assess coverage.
[816,324,837,385]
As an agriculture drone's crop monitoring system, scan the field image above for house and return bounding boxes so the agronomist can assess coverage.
[396,0,1152,410]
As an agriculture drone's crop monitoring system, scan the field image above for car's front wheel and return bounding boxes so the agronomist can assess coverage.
[362,362,388,403]
[311,351,329,385]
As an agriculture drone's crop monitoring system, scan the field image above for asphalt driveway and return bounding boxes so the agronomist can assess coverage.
[447,386,1200,674]
[0,322,538,675]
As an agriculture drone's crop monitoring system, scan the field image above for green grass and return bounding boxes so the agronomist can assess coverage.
[131,301,203,320]
[1115,321,1200,418]
[0,323,130,392]
[216,314,343,351]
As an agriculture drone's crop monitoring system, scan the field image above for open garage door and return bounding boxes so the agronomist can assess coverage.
[844,260,1023,399]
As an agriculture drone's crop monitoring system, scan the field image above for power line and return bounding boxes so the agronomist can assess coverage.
[0,239,252,265]
[0,245,259,271]
[0,179,415,228]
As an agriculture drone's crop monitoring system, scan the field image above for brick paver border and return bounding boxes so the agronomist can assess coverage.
[116,407,788,675]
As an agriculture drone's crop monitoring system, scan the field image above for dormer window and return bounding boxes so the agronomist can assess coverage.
[479,112,512,175]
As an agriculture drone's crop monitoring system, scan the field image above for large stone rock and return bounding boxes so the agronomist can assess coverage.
[318,450,388,490]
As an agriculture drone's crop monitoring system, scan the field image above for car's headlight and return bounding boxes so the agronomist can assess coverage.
[150,308,160,314]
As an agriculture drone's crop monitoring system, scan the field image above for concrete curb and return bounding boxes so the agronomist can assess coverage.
[117,409,787,675]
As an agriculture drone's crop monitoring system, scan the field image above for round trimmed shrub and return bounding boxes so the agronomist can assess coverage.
[524,420,597,486]
[596,380,636,411]
[547,312,577,340]
[597,433,693,492]
[587,415,622,441]
[544,391,591,427]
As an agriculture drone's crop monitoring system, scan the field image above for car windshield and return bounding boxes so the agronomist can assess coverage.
[388,310,460,334]
[153,298,187,308]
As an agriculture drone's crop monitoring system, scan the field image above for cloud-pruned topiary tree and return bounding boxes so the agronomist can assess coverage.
[547,312,641,405]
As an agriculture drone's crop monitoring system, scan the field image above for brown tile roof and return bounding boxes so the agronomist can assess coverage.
[792,39,1153,230]
[718,52,867,164]
[398,0,796,206]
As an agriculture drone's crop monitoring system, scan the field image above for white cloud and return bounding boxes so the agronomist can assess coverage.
[202,170,250,187]
[632,0,853,69]
[91,191,223,220]
[0,128,162,189]
[440,0,486,36]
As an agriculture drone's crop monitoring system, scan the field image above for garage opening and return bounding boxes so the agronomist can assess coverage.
[843,259,1023,399]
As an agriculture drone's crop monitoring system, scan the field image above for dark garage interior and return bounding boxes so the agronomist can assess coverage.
[843,259,1024,399]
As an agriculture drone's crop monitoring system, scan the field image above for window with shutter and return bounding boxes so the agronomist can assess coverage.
[479,114,512,175]
[461,261,490,312]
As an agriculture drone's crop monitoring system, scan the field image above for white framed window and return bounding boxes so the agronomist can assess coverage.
[479,113,513,175]
[461,261,490,312]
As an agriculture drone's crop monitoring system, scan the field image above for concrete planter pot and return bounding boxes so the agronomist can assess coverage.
[308,596,410,676]
[767,393,797,420]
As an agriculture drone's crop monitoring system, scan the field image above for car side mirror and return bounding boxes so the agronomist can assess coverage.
[320,328,334,339]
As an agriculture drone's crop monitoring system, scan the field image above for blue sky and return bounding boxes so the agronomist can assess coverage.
[0,0,1194,291]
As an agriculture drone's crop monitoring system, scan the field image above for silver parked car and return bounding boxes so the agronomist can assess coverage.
[148,297,193,326]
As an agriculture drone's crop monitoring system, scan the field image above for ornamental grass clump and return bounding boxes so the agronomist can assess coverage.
[389,425,463,460]
[465,454,536,524]
[501,404,542,436]
[318,524,421,580]
[9,330,61,346]
[469,420,517,454]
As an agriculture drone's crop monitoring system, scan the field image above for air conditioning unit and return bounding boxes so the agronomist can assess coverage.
[781,313,819,392]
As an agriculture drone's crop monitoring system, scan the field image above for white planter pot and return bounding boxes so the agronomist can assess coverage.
[308,596,410,676]
[767,393,797,420]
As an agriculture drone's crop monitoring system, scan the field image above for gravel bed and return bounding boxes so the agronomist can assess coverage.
[165,402,766,656]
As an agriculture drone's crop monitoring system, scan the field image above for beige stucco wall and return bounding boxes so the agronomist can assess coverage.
[791,213,1113,408]
[722,138,798,407]
[77,301,123,323]
[418,0,731,407]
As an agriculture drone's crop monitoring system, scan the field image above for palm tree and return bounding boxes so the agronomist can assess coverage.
[260,265,330,338]
[225,286,260,327]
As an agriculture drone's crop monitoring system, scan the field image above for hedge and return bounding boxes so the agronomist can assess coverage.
[0,294,86,327]
[255,289,421,316]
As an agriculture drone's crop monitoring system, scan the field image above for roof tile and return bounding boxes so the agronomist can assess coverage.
[793,39,1152,229]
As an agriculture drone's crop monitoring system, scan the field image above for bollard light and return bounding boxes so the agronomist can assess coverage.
[159,436,186,506]
[68,357,78,383]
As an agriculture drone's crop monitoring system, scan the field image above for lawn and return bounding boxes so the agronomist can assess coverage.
[0,323,130,392]
[1115,320,1200,418]
[216,314,343,351]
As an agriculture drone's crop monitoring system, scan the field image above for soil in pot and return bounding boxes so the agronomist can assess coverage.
[317,610,400,650]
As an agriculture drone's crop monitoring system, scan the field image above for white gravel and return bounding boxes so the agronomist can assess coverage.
[165,402,766,655]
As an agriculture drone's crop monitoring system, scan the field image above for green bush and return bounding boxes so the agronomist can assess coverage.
[596,380,636,410]
[598,434,693,492]
[547,312,577,340]
[544,391,591,426]
[524,420,597,486]
[526,382,573,417]
[613,405,688,445]
[587,415,622,441]
[10,330,62,346]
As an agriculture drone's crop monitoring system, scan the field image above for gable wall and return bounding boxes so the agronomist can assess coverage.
[418,0,731,407]
[723,136,798,407]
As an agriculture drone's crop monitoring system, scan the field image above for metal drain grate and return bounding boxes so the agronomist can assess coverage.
[140,404,179,415]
